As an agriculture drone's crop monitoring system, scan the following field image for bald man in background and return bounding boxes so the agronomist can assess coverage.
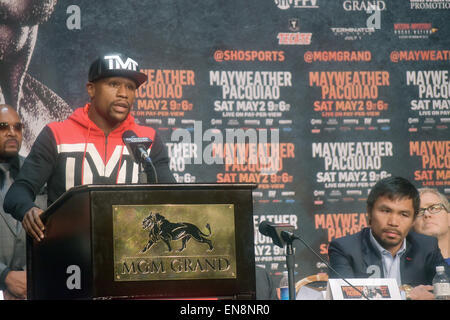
[0,0,72,154]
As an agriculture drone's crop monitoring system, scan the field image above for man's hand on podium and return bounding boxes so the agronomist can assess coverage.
[4,271,27,299]
[22,207,45,242]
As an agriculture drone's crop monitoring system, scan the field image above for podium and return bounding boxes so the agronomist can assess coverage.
[27,183,257,300]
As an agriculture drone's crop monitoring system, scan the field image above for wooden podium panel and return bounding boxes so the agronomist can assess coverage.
[27,183,256,300]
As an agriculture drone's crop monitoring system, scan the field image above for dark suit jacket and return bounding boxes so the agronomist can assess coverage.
[0,156,25,290]
[328,227,450,286]
[255,266,277,300]
[0,156,47,290]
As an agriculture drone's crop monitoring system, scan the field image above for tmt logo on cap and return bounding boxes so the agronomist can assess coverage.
[104,55,139,71]
[88,53,148,87]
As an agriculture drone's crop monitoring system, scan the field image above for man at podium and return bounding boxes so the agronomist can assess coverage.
[4,53,175,242]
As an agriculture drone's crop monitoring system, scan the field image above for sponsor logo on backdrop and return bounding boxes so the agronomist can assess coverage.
[275,0,319,10]
[244,119,261,125]
[304,50,372,62]
[145,119,162,125]
[253,191,263,198]
[394,23,438,39]
[289,18,300,31]
[213,50,285,62]
[275,0,293,9]
[331,27,375,41]
[333,1,383,40]
[278,19,312,45]
[342,0,386,11]
[410,0,450,9]
[390,50,450,62]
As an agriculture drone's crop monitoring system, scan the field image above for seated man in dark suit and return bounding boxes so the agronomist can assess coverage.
[255,266,277,300]
[328,176,449,300]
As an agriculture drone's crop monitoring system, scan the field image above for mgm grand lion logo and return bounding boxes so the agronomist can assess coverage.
[113,204,236,281]
[141,212,214,253]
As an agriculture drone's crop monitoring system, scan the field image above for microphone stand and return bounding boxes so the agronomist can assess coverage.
[285,239,296,300]
[143,159,158,183]
[138,163,147,183]
[281,231,370,300]
[137,157,158,184]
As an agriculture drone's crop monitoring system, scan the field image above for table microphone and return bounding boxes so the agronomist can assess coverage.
[258,221,294,248]
[258,221,370,300]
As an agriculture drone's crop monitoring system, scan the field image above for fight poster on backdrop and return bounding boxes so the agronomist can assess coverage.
[2,0,449,282]
[409,140,450,187]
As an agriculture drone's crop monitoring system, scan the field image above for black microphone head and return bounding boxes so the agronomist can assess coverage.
[258,221,294,248]
[122,130,152,163]
[122,130,136,142]
[122,130,152,147]
[258,221,273,237]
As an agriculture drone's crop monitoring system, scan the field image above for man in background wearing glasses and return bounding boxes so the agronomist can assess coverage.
[0,104,26,300]
[414,188,450,266]
[0,105,46,300]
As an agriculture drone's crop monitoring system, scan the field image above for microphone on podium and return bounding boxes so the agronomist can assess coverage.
[122,130,158,183]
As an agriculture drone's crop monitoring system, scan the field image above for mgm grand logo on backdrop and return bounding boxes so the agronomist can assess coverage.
[112,204,236,281]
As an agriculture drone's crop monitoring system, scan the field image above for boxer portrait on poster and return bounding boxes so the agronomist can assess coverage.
[0,0,72,154]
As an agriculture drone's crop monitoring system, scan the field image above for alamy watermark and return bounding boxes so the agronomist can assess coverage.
[170,121,281,175]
